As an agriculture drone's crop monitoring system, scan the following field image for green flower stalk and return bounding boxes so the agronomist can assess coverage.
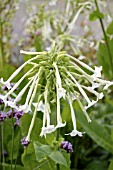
[0,42,113,142]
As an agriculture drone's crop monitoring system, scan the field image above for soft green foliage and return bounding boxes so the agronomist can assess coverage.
[89,10,104,21]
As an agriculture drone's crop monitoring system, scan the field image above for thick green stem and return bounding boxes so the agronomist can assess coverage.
[94,0,113,77]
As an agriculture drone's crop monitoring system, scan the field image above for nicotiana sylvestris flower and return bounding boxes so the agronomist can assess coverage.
[0,42,113,143]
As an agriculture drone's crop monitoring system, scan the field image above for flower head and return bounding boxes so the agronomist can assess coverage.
[0,42,112,140]
[0,111,7,122]
[21,137,30,148]
[61,141,73,153]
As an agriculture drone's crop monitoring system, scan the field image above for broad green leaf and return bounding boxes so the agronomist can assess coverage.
[85,160,108,170]
[49,150,67,167]
[89,10,104,21]
[0,63,15,79]
[20,113,44,143]
[97,37,113,79]
[107,21,113,35]
[22,143,55,170]
[60,152,70,170]
[2,163,25,170]
[108,160,113,170]
[74,103,113,154]
[33,141,53,162]
[45,133,56,146]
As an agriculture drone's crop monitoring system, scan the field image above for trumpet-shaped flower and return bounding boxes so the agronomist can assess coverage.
[66,94,84,137]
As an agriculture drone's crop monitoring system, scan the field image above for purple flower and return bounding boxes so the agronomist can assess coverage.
[7,109,13,118]
[14,109,24,119]
[0,98,3,105]
[61,141,73,153]
[2,83,18,91]
[15,119,20,126]
[0,111,7,122]
[35,30,41,36]
[21,137,30,148]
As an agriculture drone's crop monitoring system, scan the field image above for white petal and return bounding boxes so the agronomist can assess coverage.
[0,78,11,89]
[84,100,98,110]
[104,81,113,90]
[6,101,18,109]
[18,104,31,113]
[40,125,56,137]
[56,122,66,129]
[58,88,66,99]
[92,66,102,80]
[65,130,84,137]
[33,101,45,112]
[0,94,7,105]
[70,92,76,101]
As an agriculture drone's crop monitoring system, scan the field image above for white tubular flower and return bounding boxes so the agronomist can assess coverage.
[40,89,56,137]
[77,97,91,122]
[20,50,46,55]
[104,81,113,90]
[67,71,90,103]
[4,66,35,103]
[33,100,45,112]
[0,55,39,89]
[53,62,66,99]
[7,78,33,109]
[65,94,83,137]
[92,66,102,80]
[40,125,55,138]
[84,100,98,110]
[18,73,39,112]
[82,86,104,100]
[58,88,66,99]
[53,62,66,128]
[26,100,39,142]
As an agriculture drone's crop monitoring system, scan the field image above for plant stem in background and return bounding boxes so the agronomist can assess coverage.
[1,123,5,170]
[11,116,14,170]
[94,0,113,77]
[56,128,60,170]
[14,130,21,170]
[0,17,4,70]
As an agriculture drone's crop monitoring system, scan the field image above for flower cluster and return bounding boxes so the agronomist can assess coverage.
[0,43,113,145]
[61,141,73,153]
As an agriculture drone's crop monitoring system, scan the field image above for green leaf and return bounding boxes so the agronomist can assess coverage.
[49,150,67,167]
[22,143,39,170]
[85,160,108,170]
[60,152,70,170]
[74,102,113,154]
[33,141,53,162]
[2,163,25,170]
[97,37,113,79]
[20,113,44,143]
[108,160,113,170]
[107,21,113,35]
[22,143,55,170]
[89,10,104,21]
[0,63,15,79]
[45,133,56,146]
